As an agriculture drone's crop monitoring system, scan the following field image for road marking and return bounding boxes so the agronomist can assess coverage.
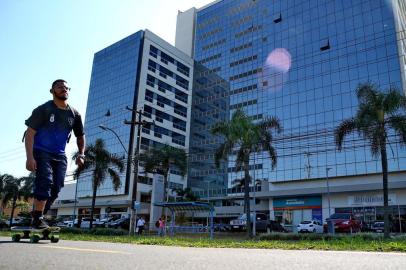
[39,245,131,254]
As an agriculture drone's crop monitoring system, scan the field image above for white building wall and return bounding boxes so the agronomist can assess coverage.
[175,8,196,57]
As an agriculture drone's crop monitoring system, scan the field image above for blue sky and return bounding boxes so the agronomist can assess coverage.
[0,0,213,178]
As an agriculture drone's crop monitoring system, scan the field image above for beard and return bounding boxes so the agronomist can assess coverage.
[55,93,68,101]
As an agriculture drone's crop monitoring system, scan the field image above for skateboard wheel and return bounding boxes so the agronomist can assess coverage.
[30,234,40,243]
[50,236,59,243]
[12,234,21,242]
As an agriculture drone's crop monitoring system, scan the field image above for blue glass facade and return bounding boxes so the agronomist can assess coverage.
[192,0,406,187]
[78,31,143,197]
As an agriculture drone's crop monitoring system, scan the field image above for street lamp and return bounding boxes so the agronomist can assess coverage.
[98,125,128,155]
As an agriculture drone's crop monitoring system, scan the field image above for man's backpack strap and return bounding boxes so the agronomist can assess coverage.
[66,105,77,143]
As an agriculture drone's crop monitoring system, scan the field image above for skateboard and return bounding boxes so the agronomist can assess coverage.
[11,226,60,243]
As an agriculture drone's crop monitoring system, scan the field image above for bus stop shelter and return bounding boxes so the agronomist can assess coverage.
[154,202,215,239]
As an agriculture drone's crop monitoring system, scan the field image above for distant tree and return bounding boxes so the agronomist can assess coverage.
[73,138,124,229]
[139,144,187,203]
[0,173,34,226]
[212,109,282,238]
[173,187,199,202]
[335,82,406,238]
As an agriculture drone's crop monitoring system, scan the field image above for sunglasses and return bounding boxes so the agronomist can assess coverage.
[54,85,71,91]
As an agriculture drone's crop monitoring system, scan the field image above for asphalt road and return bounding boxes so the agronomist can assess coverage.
[0,237,405,270]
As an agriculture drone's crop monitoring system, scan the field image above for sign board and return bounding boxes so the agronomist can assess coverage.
[348,194,396,206]
[273,196,322,210]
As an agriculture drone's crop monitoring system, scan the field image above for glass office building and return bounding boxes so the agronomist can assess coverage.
[175,0,406,228]
[78,30,194,211]
[183,0,406,186]
[78,31,143,198]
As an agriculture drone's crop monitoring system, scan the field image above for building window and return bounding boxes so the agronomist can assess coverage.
[273,13,282,23]
[320,39,330,51]
[150,45,158,58]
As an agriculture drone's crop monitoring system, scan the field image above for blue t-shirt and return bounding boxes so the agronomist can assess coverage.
[25,101,84,154]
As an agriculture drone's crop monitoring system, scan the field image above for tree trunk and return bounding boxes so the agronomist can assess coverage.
[380,141,390,238]
[243,154,252,238]
[90,184,97,229]
[9,196,17,227]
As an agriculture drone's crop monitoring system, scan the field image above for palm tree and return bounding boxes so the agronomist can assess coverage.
[335,82,406,238]
[139,144,187,203]
[0,174,34,226]
[173,187,199,202]
[73,138,124,229]
[212,109,282,238]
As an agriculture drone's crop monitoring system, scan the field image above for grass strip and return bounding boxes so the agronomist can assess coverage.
[1,230,405,252]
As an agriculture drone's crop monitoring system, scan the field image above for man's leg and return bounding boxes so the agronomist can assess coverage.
[44,154,67,216]
[31,150,53,228]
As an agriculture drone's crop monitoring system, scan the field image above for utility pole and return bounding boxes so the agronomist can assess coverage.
[326,167,334,234]
[326,167,332,218]
[304,152,312,179]
[124,106,154,235]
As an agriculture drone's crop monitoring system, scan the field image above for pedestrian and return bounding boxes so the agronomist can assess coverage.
[157,217,166,236]
[136,216,145,235]
[25,79,85,229]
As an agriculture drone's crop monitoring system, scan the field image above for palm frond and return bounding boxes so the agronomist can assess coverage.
[387,115,406,145]
[109,154,125,173]
[383,88,405,115]
[171,148,188,176]
[258,116,282,133]
[214,142,232,168]
[368,128,384,158]
[107,168,121,191]
[356,82,378,105]
[235,148,246,172]
[335,118,357,150]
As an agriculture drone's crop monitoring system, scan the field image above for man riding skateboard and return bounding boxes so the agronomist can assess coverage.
[25,79,85,229]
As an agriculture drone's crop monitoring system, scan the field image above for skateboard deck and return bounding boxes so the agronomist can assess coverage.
[11,226,60,243]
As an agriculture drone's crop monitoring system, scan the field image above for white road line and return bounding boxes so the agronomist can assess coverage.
[39,245,131,254]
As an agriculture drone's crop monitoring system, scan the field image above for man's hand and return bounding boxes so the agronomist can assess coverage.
[75,156,85,167]
[26,157,37,171]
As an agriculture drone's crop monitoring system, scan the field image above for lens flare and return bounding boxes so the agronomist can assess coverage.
[265,48,292,72]
[259,48,292,92]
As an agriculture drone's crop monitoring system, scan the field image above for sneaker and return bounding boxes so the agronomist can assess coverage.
[31,217,49,229]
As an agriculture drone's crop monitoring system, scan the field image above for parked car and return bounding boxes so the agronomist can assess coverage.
[371,221,384,233]
[5,218,24,227]
[80,218,98,229]
[269,220,287,232]
[93,217,115,228]
[62,219,78,228]
[106,217,130,230]
[325,213,361,233]
[230,213,276,232]
[297,220,323,233]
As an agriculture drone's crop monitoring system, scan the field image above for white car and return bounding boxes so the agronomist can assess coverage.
[297,220,323,233]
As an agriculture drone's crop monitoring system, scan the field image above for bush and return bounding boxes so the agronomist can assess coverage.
[260,232,322,241]
[61,227,127,236]
[257,232,381,241]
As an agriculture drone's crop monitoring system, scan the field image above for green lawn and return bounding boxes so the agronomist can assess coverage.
[1,229,405,252]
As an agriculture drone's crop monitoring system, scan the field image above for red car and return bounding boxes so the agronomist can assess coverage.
[325,213,361,233]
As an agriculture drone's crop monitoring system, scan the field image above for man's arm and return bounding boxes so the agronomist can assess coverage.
[75,135,86,166]
[25,127,37,171]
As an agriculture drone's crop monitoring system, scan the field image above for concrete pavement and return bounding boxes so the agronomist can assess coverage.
[0,237,405,270]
